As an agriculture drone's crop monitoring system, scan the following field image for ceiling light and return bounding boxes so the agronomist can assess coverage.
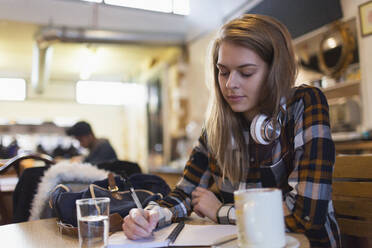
[79,46,100,80]
[326,37,337,49]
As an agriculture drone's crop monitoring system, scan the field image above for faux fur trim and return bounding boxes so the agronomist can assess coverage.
[29,161,108,221]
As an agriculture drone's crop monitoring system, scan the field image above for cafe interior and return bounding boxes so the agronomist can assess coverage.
[0,0,372,247]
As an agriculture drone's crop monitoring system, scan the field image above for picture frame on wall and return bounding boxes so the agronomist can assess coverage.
[359,0,372,37]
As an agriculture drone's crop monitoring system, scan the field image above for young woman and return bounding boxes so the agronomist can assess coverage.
[122,14,341,247]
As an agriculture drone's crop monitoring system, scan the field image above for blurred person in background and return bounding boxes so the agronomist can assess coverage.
[66,121,117,165]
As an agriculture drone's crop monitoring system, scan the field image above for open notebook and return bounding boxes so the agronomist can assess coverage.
[108,223,237,248]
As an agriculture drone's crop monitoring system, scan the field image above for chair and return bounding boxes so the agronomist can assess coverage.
[0,153,55,176]
[96,160,142,178]
[333,155,372,247]
[0,153,55,224]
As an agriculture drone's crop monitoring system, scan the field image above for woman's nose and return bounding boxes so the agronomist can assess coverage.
[225,72,238,89]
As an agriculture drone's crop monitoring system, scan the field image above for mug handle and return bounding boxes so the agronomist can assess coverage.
[243,200,264,244]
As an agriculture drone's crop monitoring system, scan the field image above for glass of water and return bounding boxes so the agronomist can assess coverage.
[76,197,110,248]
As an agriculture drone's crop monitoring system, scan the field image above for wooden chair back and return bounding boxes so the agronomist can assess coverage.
[333,155,372,237]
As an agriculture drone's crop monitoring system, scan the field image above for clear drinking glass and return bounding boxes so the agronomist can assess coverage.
[76,197,110,248]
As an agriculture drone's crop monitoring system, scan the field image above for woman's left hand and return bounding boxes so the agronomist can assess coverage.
[191,187,222,222]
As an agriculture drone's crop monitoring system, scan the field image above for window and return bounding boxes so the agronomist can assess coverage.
[105,0,172,13]
[71,0,190,15]
[0,78,26,101]
[173,0,190,15]
[76,81,147,106]
[79,0,103,2]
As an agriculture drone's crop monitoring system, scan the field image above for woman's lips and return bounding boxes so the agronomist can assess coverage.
[227,95,245,103]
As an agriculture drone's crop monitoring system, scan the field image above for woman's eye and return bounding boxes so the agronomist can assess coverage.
[219,71,229,77]
[241,72,253,77]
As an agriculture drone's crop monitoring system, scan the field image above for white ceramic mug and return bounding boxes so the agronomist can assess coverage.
[234,188,285,248]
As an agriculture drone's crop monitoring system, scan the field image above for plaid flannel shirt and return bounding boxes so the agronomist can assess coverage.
[146,85,341,248]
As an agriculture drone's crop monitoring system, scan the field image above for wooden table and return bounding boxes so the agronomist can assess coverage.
[0,217,309,248]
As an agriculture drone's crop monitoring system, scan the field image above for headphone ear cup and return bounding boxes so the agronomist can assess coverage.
[250,114,270,145]
[250,114,281,145]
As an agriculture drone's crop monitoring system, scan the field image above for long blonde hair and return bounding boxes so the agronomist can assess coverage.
[205,14,297,183]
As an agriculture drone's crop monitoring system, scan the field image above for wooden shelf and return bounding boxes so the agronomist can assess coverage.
[335,140,372,154]
[321,81,360,100]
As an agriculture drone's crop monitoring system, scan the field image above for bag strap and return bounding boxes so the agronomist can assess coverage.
[107,172,123,200]
[108,172,118,192]
[57,213,123,237]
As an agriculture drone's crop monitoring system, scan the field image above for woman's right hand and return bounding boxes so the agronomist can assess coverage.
[122,208,159,240]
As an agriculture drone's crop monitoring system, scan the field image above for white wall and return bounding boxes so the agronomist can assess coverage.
[185,32,217,128]
[121,103,148,171]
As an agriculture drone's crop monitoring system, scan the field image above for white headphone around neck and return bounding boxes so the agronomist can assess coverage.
[250,114,281,145]
[250,98,286,145]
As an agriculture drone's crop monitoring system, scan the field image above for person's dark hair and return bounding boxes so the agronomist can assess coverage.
[66,121,93,137]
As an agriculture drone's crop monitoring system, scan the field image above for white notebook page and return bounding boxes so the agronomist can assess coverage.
[108,224,237,248]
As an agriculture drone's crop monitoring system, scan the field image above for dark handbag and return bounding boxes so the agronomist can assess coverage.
[49,172,171,236]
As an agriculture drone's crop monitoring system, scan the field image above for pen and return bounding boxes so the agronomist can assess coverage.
[167,221,185,245]
[129,186,143,210]
[121,172,143,210]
